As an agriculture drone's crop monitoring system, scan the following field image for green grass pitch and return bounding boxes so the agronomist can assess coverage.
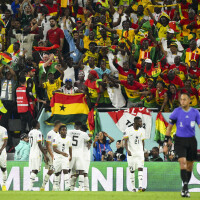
[0,192,200,200]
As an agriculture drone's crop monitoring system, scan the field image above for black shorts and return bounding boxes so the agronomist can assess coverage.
[174,135,197,161]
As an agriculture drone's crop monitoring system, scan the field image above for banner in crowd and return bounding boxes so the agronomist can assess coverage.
[154,112,176,143]
[108,108,152,139]
[45,93,89,125]
[1,162,200,192]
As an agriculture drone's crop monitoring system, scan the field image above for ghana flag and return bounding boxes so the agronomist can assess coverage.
[45,93,89,125]
[0,53,12,65]
[154,112,176,144]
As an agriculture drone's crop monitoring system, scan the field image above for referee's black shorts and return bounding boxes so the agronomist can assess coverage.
[174,135,197,161]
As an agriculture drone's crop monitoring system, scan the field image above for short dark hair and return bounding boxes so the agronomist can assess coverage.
[54,120,61,126]
[49,17,57,22]
[117,140,121,143]
[19,76,26,84]
[81,125,88,132]
[59,125,66,132]
[181,92,191,99]
[75,121,82,126]
[32,119,39,129]
[152,147,159,153]
[134,116,141,123]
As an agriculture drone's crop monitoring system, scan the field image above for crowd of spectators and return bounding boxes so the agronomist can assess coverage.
[0,0,200,156]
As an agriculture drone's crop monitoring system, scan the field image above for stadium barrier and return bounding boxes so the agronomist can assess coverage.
[1,162,200,192]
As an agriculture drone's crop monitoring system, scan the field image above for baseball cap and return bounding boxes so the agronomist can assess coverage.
[65,78,72,82]
[167,29,174,34]
[145,59,152,63]
[190,59,197,62]
[20,133,28,140]
[76,18,82,23]
[170,42,178,47]
[26,67,36,72]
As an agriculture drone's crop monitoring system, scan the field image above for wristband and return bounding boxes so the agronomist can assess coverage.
[164,136,171,143]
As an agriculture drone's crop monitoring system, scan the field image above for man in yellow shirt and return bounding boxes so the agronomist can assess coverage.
[101,20,144,48]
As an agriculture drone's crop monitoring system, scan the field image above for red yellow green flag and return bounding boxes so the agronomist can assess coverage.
[0,53,12,65]
[154,112,176,143]
[87,108,101,138]
[45,93,89,125]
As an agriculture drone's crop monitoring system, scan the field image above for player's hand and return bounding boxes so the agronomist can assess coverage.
[127,150,132,156]
[69,157,72,161]
[62,152,68,157]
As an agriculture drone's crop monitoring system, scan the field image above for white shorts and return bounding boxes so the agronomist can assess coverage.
[45,153,54,170]
[70,156,85,171]
[53,157,69,173]
[83,159,90,174]
[0,151,7,168]
[29,155,42,171]
[127,156,144,171]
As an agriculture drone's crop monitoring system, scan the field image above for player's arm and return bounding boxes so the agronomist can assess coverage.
[38,141,49,162]
[69,146,72,161]
[53,144,68,157]
[0,138,7,155]
[124,136,132,156]
[46,141,54,160]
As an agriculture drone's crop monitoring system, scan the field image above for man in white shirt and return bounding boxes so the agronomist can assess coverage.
[0,125,8,191]
[80,124,92,191]
[40,120,62,191]
[56,79,78,94]
[68,121,91,191]
[28,120,49,191]
[53,125,72,191]
[124,116,145,192]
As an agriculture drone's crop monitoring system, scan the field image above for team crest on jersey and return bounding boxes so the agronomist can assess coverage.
[53,139,55,143]
[190,121,195,128]
[48,136,51,140]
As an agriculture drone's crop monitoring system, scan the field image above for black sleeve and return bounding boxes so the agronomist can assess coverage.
[26,78,35,101]
[169,118,177,125]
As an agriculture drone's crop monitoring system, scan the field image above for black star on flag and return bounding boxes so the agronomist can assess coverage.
[60,105,66,111]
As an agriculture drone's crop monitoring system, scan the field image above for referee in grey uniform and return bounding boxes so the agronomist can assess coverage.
[166,93,200,197]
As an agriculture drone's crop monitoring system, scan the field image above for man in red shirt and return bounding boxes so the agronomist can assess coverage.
[46,17,64,50]
[161,70,184,89]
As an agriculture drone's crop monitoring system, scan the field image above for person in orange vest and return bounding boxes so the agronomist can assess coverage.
[16,77,45,134]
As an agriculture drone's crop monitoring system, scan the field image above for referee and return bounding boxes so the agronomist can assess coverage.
[165,93,200,198]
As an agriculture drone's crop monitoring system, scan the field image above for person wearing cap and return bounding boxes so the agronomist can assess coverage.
[0,64,17,131]
[55,78,78,95]
[161,29,184,52]
[84,70,102,107]
[46,17,64,51]
[181,80,199,108]
[136,59,155,84]
[14,133,30,161]
[164,42,183,65]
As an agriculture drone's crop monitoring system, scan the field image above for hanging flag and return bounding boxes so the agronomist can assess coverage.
[0,53,12,65]
[108,107,152,139]
[87,108,101,138]
[45,93,89,125]
[154,112,176,143]
[33,44,60,51]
